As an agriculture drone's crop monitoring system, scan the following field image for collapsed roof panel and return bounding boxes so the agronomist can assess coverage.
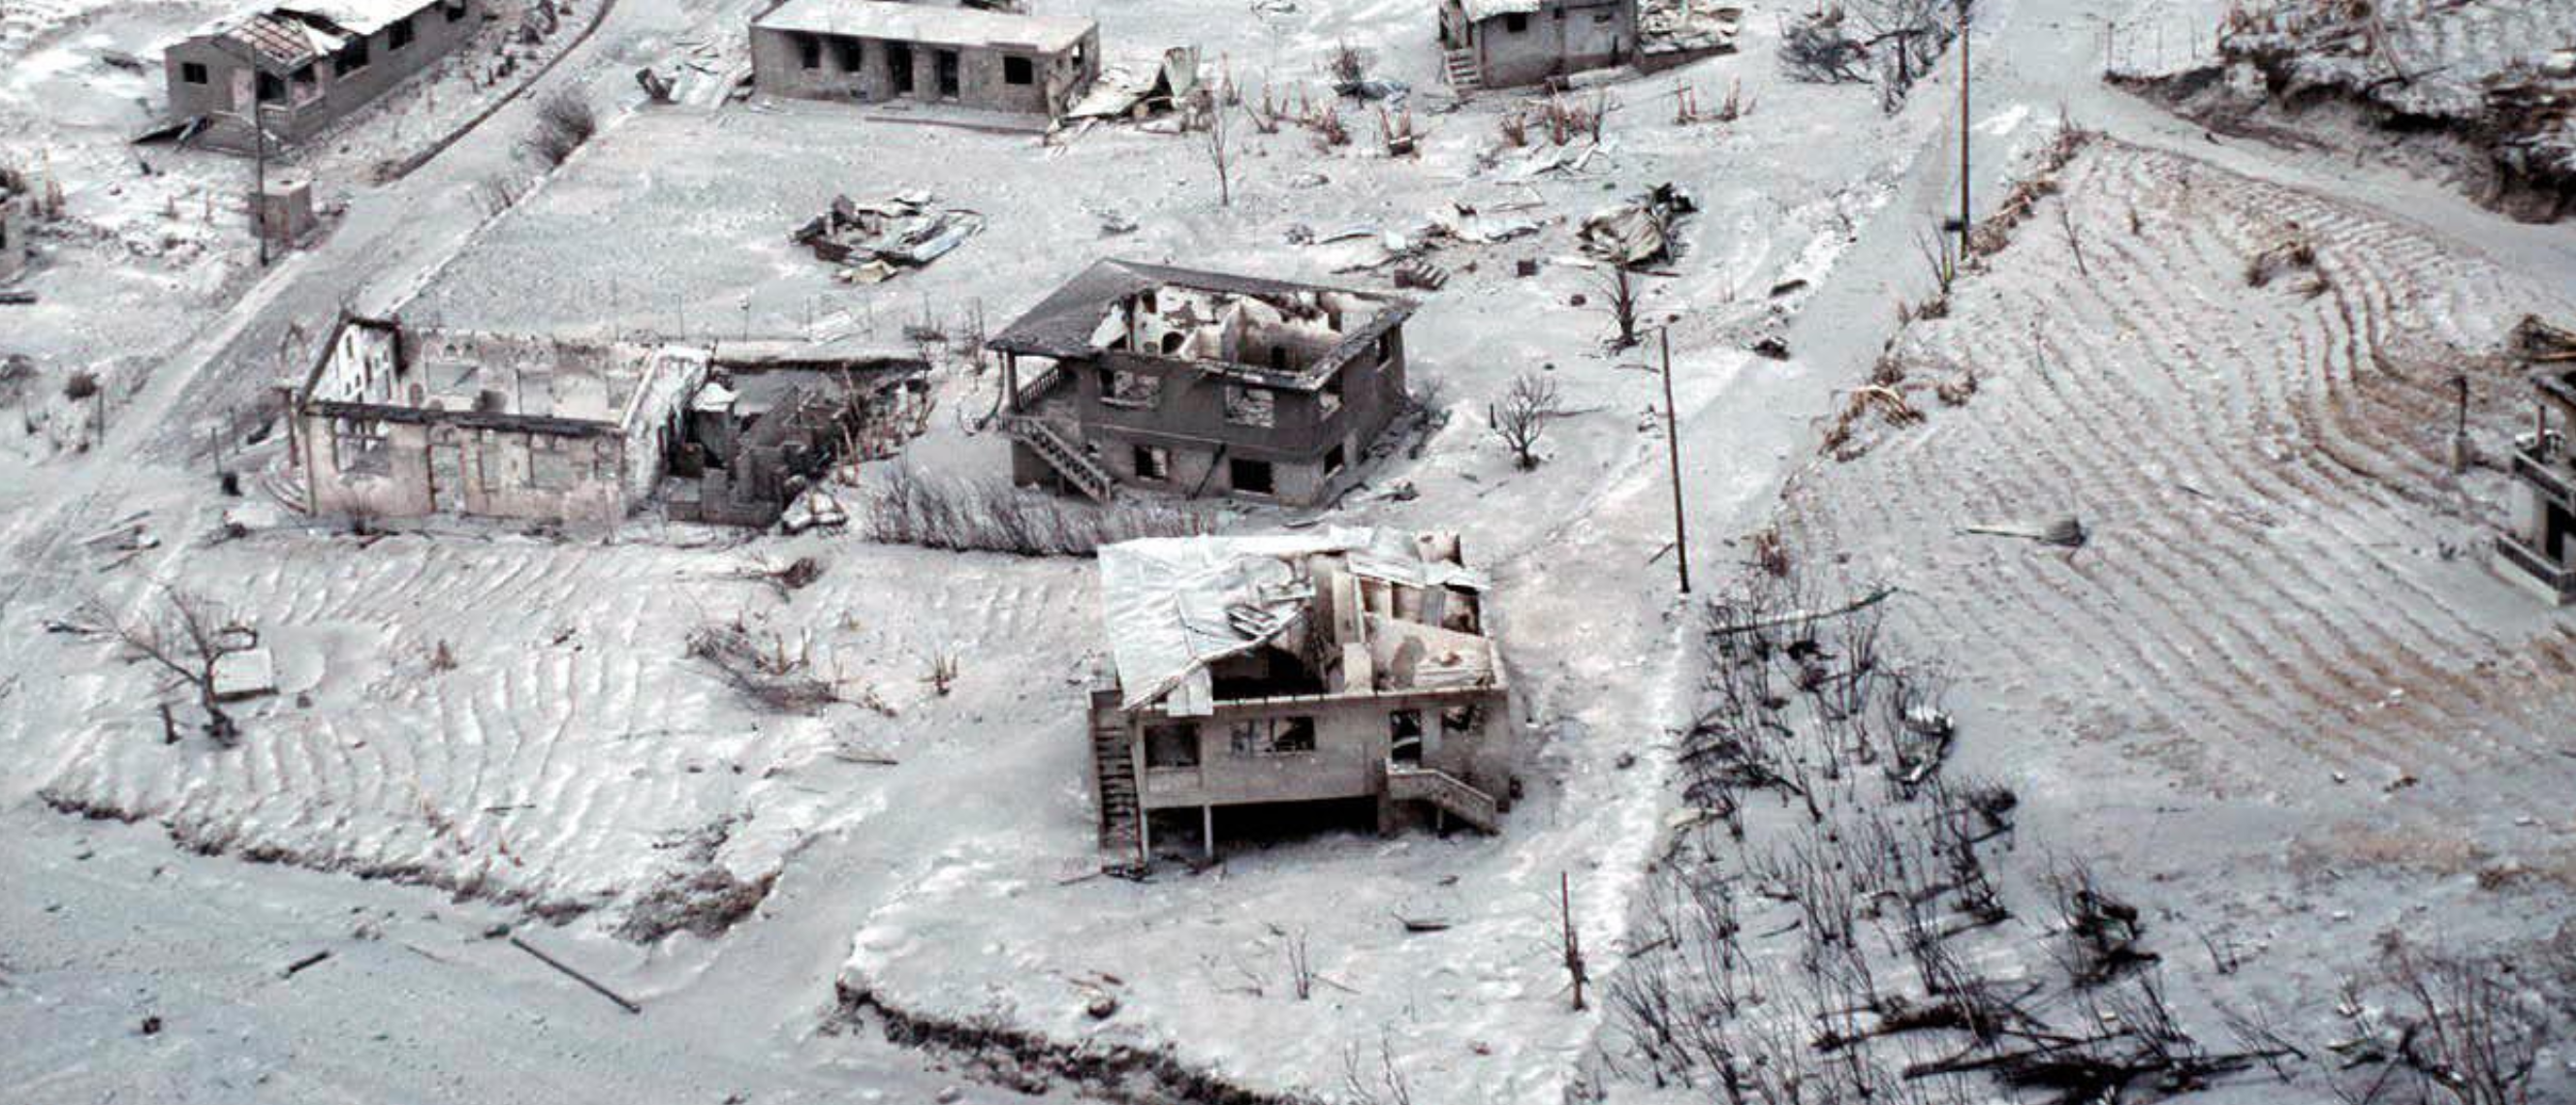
[754,0,1093,53]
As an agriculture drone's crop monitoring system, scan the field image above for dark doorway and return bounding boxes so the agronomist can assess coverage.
[1390,710,1424,766]
[887,43,914,94]
[1229,458,1274,495]
[935,49,960,98]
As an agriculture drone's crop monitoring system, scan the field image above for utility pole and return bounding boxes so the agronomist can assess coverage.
[1954,0,1972,248]
[1660,326,1690,595]
[251,106,270,268]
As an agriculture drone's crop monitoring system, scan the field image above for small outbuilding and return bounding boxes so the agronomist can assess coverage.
[750,0,1100,119]
[160,0,487,153]
[0,173,30,285]
[1087,528,1514,863]
[1437,0,1636,91]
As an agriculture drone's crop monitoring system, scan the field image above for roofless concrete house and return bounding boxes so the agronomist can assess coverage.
[161,0,485,152]
[1087,529,1513,863]
[990,260,1418,507]
[750,0,1100,119]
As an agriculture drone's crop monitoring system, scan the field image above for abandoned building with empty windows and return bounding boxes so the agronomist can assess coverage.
[158,0,487,152]
[293,317,927,527]
[1086,529,1513,863]
[991,260,1417,507]
[749,0,1100,118]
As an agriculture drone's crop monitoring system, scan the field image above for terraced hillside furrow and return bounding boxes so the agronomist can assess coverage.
[1784,140,2576,874]
[31,530,1099,927]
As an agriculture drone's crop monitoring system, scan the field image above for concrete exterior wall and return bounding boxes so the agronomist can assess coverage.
[0,193,28,284]
[1451,0,1637,88]
[1112,687,1512,812]
[1037,325,1408,506]
[300,409,633,525]
[749,24,1098,116]
[163,0,485,152]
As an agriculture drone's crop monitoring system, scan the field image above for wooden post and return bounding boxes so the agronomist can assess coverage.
[1202,804,1214,861]
[1659,327,1690,595]
[1560,870,1586,1011]
[252,108,269,268]
[1954,0,1973,258]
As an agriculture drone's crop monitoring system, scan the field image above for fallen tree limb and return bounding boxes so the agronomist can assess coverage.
[1708,584,1897,636]
[510,935,641,1014]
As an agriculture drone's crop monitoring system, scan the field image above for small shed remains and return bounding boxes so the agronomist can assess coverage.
[1087,528,1513,863]
[750,0,1100,119]
[1437,0,1636,92]
[2497,319,2576,604]
[160,0,487,153]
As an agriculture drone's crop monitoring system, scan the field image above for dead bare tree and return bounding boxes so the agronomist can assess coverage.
[2381,939,2546,1105]
[1201,98,1239,207]
[1487,371,1564,470]
[80,588,255,747]
[1599,263,1644,349]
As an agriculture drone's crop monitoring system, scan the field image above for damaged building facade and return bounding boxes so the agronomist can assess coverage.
[1438,0,1636,91]
[1088,529,1513,862]
[293,319,927,527]
[2497,364,2576,604]
[990,260,1416,507]
[161,0,486,152]
[293,317,709,525]
[0,174,29,285]
[750,0,1100,118]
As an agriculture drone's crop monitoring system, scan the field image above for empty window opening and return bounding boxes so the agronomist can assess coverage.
[1103,370,1162,408]
[832,37,863,71]
[334,40,369,76]
[1375,331,1396,363]
[1133,444,1171,482]
[1160,331,1186,356]
[935,48,960,98]
[389,16,415,49]
[1231,715,1317,756]
[1003,55,1034,84]
[331,418,390,475]
[1229,457,1275,495]
[796,33,821,70]
[443,0,466,21]
[181,61,210,84]
[1320,370,1343,416]
[1268,346,1289,372]
[257,72,286,102]
[1390,710,1425,765]
[1505,12,1529,32]
[1144,723,1202,768]
[1223,386,1276,427]
[1323,442,1346,478]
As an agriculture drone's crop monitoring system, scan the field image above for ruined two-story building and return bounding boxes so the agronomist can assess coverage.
[1088,528,1513,864]
[990,260,1417,508]
[161,0,486,153]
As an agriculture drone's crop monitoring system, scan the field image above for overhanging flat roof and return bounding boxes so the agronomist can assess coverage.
[754,0,1093,53]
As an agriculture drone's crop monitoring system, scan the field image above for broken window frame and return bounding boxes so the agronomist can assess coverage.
[1389,709,1425,764]
[1440,703,1482,736]
[389,16,415,50]
[1223,385,1277,428]
[1323,442,1346,479]
[1230,715,1317,757]
[181,61,210,84]
[330,417,391,476]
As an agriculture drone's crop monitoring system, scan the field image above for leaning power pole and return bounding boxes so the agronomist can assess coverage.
[1956,0,1973,257]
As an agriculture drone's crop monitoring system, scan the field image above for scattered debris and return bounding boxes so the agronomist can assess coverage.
[793,193,986,280]
[1961,517,2090,549]
[509,934,642,1014]
[1579,183,1695,266]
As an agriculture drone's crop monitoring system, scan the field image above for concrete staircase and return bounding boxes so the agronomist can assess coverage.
[1001,415,1116,503]
[1442,47,1483,92]
[1386,762,1500,833]
[1091,716,1143,859]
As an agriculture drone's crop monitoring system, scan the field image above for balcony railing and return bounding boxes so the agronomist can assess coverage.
[2512,435,2573,506]
[2495,536,2576,602]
